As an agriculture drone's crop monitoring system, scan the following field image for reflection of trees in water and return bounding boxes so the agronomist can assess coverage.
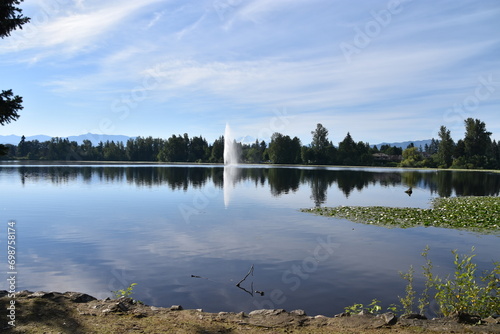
[435,171,453,198]
[451,171,500,196]
[336,171,377,198]
[268,168,300,196]
[401,171,500,197]
[9,166,500,198]
[308,171,329,207]
[16,166,84,185]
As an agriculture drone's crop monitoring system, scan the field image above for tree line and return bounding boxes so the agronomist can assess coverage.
[1,118,499,169]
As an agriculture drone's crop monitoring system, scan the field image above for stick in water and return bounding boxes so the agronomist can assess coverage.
[236,264,254,287]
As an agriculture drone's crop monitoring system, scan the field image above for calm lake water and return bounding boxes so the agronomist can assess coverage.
[1,162,499,316]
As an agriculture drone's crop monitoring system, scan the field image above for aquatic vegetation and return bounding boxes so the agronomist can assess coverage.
[345,247,500,318]
[303,196,500,232]
[425,247,500,318]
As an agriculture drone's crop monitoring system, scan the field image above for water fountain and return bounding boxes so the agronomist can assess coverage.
[224,123,238,166]
[223,123,239,207]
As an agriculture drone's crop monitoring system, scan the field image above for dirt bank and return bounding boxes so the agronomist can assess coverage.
[1,291,499,333]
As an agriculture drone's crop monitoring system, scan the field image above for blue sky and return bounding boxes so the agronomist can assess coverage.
[1,0,499,145]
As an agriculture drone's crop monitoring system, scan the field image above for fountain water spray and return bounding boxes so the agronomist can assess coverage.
[223,123,239,207]
[224,123,238,166]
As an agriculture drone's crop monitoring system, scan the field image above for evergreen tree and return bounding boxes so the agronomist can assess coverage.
[492,140,500,169]
[311,123,329,164]
[80,139,94,160]
[189,136,208,162]
[0,0,30,37]
[437,126,454,168]
[338,132,357,165]
[426,138,439,154]
[209,136,224,163]
[454,139,465,158]
[0,89,23,126]
[0,1,30,156]
[268,133,301,164]
[463,118,492,168]
[301,146,313,164]
[356,141,373,165]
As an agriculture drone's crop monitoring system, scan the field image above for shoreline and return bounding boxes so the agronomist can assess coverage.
[2,290,499,333]
[1,160,499,172]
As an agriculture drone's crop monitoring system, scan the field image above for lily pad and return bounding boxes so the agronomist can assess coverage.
[302,196,500,233]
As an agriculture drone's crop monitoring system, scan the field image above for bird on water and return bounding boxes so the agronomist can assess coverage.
[405,187,413,196]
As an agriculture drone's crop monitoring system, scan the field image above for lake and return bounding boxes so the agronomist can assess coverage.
[1,162,499,316]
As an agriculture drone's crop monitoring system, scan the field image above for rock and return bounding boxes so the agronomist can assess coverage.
[29,291,49,298]
[249,309,286,317]
[170,305,183,311]
[132,310,147,318]
[64,292,97,303]
[116,296,134,304]
[447,312,481,324]
[41,292,64,299]
[314,315,327,319]
[247,309,309,328]
[25,291,66,300]
[357,309,374,316]
[376,312,397,325]
[290,309,306,316]
[400,313,427,320]
[334,312,349,317]
[337,312,390,329]
[102,302,129,313]
[117,302,129,311]
[483,316,500,324]
[15,290,33,297]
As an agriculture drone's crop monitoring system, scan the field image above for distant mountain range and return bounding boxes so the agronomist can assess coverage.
[372,139,433,149]
[0,133,433,149]
[237,135,433,149]
[0,133,134,146]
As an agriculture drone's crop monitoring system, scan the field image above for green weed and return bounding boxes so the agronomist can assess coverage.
[344,247,500,318]
[112,283,138,299]
[429,247,500,317]
[344,299,384,315]
[398,265,416,315]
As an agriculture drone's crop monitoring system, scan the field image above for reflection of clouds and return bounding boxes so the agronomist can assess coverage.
[2,166,499,314]
[17,258,109,299]
[6,206,500,313]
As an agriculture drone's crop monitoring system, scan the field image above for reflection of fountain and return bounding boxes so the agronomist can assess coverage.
[223,123,239,207]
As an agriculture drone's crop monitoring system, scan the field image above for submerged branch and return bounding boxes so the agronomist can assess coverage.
[236,264,254,287]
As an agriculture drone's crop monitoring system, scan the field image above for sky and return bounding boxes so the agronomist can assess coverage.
[1,0,499,145]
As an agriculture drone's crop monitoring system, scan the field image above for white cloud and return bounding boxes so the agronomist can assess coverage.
[2,0,166,58]
[175,11,208,40]
[140,39,490,110]
[221,0,318,29]
[146,10,166,29]
[1,0,499,142]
